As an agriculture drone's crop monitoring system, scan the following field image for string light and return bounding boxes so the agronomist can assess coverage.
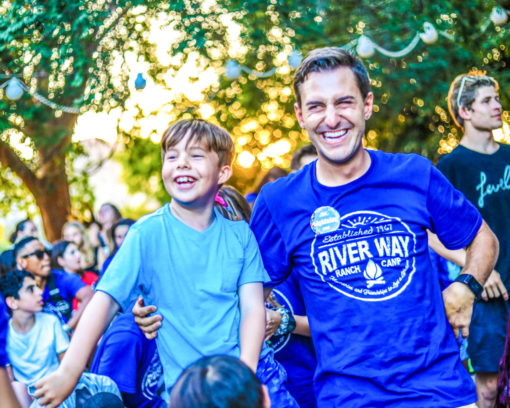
[225,7,508,79]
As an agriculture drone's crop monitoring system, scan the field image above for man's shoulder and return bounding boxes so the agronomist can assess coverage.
[370,150,432,176]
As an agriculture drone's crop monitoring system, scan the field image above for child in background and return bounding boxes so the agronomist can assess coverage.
[50,241,99,311]
[62,221,103,274]
[34,119,288,407]
[0,270,120,408]
[100,218,136,277]
[14,237,93,332]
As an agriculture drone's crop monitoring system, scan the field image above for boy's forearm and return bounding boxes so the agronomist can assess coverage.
[239,307,265,373]
[0,367,21,408]
[60,292,118,379]
[293,315,311,337]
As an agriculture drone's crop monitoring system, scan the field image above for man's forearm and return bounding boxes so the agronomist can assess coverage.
[462,220,499,285]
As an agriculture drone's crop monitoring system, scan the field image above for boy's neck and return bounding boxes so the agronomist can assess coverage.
[460,127,499,154]
[11,310,36,334]
[170,200,215,232]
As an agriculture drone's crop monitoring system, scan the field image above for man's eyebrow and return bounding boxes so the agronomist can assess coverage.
[305,96,355,106]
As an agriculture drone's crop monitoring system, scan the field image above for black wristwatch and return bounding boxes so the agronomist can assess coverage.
[454,274,483,301]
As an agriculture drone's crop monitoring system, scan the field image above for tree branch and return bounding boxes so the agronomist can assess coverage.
[0,139,38,192]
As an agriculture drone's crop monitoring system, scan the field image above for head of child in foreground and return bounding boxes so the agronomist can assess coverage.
[170,355,270,408]
[0,270,43,316]
[161,119,235,209]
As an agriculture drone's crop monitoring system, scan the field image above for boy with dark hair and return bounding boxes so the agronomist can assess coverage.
[438,72,508,408]
[14,237,93,332]
[35,119,292,407]
[0,270,120,408]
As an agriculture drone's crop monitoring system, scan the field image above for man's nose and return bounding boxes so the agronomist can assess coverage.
[324,105,341,128]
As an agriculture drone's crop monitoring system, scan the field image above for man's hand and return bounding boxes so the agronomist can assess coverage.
[442,281,476,339]
[481,270,508,301]
[34,367,78,408]
[265,308,282,341]
[132,296,162,340]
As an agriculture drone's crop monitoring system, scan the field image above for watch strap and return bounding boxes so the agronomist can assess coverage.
[454,274,483,300]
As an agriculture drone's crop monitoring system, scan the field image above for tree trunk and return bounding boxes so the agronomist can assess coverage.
[33,169,72,243]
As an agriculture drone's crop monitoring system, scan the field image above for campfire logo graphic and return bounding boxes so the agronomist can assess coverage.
[363,260,385,288]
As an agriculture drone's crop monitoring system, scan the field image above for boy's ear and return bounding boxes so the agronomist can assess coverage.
[218,165,232,185]
[5,296,18,311]
[458,105,472,121]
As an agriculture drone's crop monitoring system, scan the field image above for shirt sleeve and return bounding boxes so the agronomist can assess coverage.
[427,165,482,250]
[50,314,70,354]
[58,272,86,301]
[250,190,293,287]
[238,227,270,287]
[96,226,145,312]
[0,295,9,366]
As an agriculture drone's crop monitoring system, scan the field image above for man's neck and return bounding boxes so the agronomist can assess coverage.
[316,149,372,187]
[460,127,499,154]
[11,311,36,334]
[170,200,215,232]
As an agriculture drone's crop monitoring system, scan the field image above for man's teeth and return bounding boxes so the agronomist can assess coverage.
[176,176,195,183]
[323,130,348,139]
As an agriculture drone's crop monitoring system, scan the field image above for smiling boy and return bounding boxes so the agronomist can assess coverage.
[34,119,271,407]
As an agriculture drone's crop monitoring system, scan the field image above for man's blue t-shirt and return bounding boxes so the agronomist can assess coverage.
[42,269,85,323]
[250,150,481,407]
[90,313,165,408]
[270,274,317,408]
[97,205,269,391]
[0,295,9,367]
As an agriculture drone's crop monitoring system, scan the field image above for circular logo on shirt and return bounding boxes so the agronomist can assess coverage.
[311,210,417,301]
[310,206,341,234]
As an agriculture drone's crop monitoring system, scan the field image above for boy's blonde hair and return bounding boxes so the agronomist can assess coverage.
[161,119,235,167]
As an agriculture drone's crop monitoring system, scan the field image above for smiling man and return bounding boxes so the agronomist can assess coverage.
[437,73,508,408]
[250,47,499,407]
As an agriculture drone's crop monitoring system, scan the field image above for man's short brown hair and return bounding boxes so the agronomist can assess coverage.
[293,47,371,106]
[161,119,235,167]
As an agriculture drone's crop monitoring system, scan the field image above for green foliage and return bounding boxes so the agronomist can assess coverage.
[119,0,509,205]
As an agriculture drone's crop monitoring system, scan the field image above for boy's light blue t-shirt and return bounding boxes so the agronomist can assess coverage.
[97,205,269,390]
[7,312,69,386]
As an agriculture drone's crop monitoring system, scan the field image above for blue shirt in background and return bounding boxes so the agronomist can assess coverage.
[97,205,269,391]
[42,269,85,323]
[251,150,481,407]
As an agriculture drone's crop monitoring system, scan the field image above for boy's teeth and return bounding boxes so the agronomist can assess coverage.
[324,130,348,139]
[176,176,195,183]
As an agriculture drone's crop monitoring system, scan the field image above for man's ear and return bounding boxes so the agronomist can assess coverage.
[294,102,305,129]
[5,296,18,311]
[364,92,374,120]
[218,165,232,185]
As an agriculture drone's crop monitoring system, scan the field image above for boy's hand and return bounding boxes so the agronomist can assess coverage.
[132,296,162,339]
[34,367,77,408]
[265,308,282,341]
